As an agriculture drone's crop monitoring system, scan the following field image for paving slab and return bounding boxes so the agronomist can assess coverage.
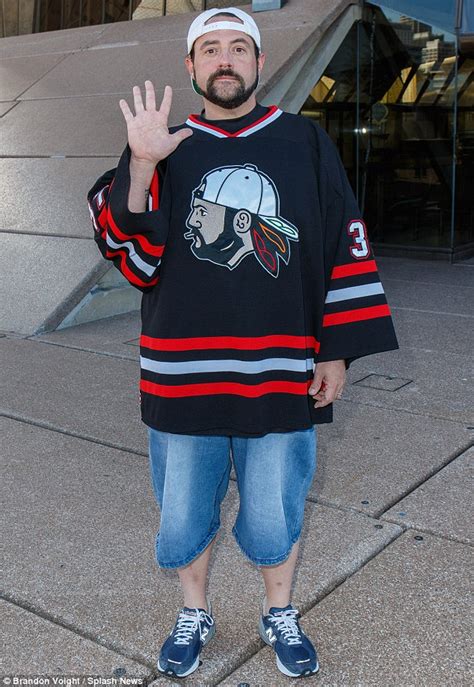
[0,52,67,100]
[221,531,473,687]
[383,277,474,317]
[314,403,471,516]
[0,100,17,116]
[388,308,473,356]
[1,157,119,237]
[1,415,401,681]
[1,600,150,677]
[377,255,474,288]
[0,338,146,451]
[382,446,473,544]
[344,347,474,425]
[0,234,104,335]
[0,91,192,156]
[32,310,141,360]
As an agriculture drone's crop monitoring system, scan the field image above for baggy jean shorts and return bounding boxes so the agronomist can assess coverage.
[147,426,317,569]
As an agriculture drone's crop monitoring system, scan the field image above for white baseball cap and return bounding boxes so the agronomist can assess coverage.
[187,6,261,55]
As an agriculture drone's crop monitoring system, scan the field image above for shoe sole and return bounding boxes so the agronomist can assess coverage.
[258,616,319,678]
[157,622,216,678]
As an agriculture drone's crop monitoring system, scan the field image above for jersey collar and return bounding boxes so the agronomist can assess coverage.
[185,105,283,138]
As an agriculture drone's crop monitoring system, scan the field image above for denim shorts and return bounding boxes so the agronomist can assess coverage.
[147,426,317,569]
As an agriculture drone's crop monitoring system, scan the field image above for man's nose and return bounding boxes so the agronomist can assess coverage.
[218,49,234,68]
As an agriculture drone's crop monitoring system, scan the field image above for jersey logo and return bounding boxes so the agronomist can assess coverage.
[184,164,299,278]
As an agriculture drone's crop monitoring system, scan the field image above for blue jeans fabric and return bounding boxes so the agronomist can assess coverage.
[147,426,317,569]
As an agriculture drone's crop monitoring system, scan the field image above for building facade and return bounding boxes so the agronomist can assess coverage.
[2,0,472,259]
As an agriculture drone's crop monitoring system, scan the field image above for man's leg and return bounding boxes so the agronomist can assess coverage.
[177,535,216,612]
[148,429,231,610]
[259,540,299,614]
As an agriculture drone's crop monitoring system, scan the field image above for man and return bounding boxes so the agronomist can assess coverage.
[87,6,398,679]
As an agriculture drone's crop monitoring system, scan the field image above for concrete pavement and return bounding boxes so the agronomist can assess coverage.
[1,256,473,685]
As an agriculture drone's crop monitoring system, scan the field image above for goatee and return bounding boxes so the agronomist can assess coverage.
[197,69,259,110]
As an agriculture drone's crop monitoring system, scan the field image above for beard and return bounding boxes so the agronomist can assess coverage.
[190,208,244,265]
[195,68,259,110]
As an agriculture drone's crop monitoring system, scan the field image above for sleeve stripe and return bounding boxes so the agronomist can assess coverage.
[331,259,378,279]
[105,232,159,278]
[105,249,160,288]
[323,304,392,327]
[107,204,165,257]
[150,169,160,211]
[325,282,384,304]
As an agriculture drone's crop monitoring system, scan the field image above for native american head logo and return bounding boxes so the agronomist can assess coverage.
[184,164,299,278]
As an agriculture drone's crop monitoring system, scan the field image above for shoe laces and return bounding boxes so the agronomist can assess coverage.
[268,608,302,645]
[173,609,213,645]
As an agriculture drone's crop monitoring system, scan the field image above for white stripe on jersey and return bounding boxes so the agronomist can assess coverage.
[106,234,159,277]
[140,356,315,375]
[237,108,283,136]
[325,282,384,304]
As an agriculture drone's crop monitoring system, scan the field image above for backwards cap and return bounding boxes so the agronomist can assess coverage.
[187,6,261,54]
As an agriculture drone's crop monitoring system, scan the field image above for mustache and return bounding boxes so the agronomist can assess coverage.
[210,70,243,84]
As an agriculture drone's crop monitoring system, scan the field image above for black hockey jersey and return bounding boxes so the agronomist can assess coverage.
[87,103,398,437]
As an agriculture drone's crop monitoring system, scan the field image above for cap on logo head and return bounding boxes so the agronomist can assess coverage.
[194,165,299,240]
[187,6,261,55]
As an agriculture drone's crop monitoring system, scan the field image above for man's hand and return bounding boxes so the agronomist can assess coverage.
[308,360,346,408]
[119,81,193,166]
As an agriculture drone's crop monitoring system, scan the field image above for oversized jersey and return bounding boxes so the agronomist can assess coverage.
[87,103,398,437]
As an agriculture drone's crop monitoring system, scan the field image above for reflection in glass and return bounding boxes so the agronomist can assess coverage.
[301,2,473,254]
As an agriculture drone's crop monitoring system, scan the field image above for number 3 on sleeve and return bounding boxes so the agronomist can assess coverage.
[347,219,370,260]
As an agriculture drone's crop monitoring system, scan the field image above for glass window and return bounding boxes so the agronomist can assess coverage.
[455,56,474,247]
[300,2,470,254]
[372,0,456,32]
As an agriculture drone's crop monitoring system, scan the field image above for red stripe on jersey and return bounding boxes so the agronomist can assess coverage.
[140,378,310,398]
[188,105,279,138]
[227,105,279,137]
[150,169,159,211]
[107,205,164,257]
[106,248,159,288]
[331,260,378,279]
[140,334,320,353]
[98,205,108,238]
[323,304,391,327]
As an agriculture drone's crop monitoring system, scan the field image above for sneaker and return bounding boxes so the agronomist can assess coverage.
[157,595,215,678]
[258,595,319,678]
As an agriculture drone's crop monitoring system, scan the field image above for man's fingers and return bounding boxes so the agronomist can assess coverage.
[159,85,172,120]
[144,80,156,111]
[172,128,194,144]
[313,382,345,408]
[308,373,324,396]
[133,85,144,113]
[119,99,133,122]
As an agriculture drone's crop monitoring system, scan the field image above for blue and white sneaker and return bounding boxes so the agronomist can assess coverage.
[259,595,319,678]
[157,596,215,678]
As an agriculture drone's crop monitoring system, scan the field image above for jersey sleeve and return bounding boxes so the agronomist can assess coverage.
[310,122,399,366]
[86,144,170,292]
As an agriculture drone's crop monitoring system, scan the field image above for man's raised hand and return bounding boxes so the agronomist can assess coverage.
[119,82,193,166]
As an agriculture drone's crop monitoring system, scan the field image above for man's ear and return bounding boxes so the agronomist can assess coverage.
[184,54,194,77]
[233,209,252,235]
